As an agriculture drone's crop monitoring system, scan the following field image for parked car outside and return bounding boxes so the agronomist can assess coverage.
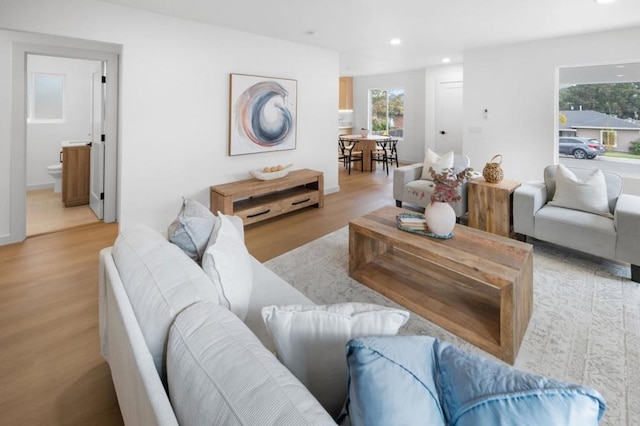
[559,137,605,159]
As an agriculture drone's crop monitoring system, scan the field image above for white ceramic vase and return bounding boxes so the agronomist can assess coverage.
[360,129,368,137]
[424,201,456,237]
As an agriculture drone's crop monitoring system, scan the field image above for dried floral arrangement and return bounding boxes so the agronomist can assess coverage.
[428,166,475,203]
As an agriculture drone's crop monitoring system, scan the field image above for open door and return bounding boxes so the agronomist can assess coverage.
[90,69,105,219]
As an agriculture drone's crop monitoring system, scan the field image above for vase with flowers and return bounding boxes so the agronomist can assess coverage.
[424,166,475,237]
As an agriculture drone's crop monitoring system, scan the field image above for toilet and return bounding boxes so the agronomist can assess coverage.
[47,164,63,193]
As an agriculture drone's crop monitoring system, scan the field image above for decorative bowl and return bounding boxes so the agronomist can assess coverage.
[250,164,293,181]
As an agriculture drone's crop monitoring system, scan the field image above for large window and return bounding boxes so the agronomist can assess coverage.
[369,88,404,138]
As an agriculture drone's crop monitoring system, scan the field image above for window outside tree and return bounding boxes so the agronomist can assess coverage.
[369,88,404,138]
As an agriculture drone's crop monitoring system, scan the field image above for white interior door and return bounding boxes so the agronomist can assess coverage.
[90,70,104,219]
[435,81,463,154]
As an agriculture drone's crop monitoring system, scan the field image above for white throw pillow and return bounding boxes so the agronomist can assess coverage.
[548,164,612,218]
[261,303,410,418]
[202,213,253,320]
[421,149,454,180]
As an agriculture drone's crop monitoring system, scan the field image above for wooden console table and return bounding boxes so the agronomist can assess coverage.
[468,177,521,237]
[210,169,324,225]
[349,206,533,364]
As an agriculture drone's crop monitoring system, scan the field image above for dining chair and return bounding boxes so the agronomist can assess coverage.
[370,138,392,175]
[386,139,399,168]
[338,138,348,168]
[339,138,363,174]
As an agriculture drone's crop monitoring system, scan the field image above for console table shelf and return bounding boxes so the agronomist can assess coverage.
[210,169,324,225]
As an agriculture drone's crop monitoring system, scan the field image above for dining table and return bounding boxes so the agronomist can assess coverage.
[340,134,392,172]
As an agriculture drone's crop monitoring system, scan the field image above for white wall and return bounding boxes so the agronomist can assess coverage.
[353,69,426,163]
[0,0,339,238]
[463,26,640,194]
[26,55,99,189]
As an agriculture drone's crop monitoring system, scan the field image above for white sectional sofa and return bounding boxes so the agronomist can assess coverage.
[98,223,336,425]
[98,199,608,425]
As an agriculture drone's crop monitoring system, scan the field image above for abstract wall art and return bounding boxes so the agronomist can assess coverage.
[229,74,297,156]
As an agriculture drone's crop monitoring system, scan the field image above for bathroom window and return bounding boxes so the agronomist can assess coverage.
[28,73,65,123]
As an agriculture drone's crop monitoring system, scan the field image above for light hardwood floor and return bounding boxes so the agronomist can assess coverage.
[27,188,100,237]
[0,165,405,425]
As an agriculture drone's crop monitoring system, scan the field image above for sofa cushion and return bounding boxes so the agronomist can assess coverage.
[167,302,335,426]
[420,149,454,180]
[436,341,606,425]
[168,197,218,262]
[261,303,409,418]
[201,213,253,320]
[547,164,612,218]
[345,336,446,426]
[243,256,315,352]
[111,226,219,383]
[535,205,617,260]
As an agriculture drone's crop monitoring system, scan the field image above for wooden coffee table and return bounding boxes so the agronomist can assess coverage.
[349,206,533,364]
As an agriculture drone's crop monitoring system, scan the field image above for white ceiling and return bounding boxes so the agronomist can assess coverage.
[100,0,640,77]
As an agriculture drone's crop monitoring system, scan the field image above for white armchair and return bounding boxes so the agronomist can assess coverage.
[393,154,471,217]
[514,165,640,282]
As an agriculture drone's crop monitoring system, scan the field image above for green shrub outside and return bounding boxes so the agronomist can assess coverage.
[630,140,640,155]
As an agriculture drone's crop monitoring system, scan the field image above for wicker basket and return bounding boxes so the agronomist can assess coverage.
[482,154,504,183]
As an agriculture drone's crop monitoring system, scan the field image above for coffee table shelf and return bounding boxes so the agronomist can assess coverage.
[349,206,533,364]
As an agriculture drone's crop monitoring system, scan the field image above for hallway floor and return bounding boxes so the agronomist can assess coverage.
[27,188,100,236]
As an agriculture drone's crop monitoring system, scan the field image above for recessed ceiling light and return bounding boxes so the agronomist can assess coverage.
[616,74,625,78]
[594,0,615,4]
[616,65,625,68]
[442,57,451,63]
[389,38,402,46]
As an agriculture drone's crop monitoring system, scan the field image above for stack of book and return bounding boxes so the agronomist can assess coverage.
[398,216,429,232]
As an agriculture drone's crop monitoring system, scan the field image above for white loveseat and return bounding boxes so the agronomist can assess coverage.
[98,223,336,425]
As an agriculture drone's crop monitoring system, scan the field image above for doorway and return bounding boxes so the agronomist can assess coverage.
[25,55,104,236]
[3,38,119,246]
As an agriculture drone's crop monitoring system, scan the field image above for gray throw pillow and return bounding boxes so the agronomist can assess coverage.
[168,197,218,261]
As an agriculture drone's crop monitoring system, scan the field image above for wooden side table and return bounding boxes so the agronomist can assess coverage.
[468,177,521,238]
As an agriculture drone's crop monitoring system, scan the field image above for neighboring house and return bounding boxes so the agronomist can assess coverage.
[559,110,640,152]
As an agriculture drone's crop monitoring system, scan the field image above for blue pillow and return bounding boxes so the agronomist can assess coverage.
[345,336,606,426]
[436,342,606,426]
[345,336,446,426]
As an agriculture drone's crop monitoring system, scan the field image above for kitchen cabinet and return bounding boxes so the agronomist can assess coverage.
[62,145,90,207]
[339,77,353,110]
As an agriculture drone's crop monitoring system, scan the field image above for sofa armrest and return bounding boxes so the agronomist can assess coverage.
[393,163,424,201]
[513,181,547,236]
[615,193,640,266]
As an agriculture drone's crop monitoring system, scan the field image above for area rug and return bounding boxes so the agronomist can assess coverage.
[265,226,640,426]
